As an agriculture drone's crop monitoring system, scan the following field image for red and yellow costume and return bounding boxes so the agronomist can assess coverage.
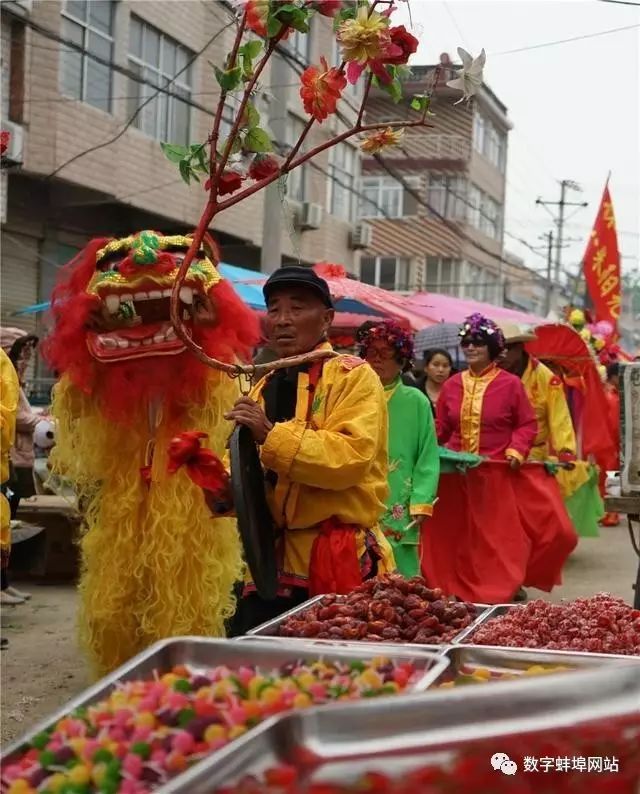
[245,343,395,594]
[522,357,576,461]
[44,232,259,674]
[422,362,577,602]
[1,349,19,569]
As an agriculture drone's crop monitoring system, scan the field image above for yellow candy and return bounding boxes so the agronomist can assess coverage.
[204,724,226,743]
[92,763,107,786]
[228,724,247,740]
[295,673,317,690]
[46,773,68,793]
[195,686,213,700]
[259,687,281,705]
[68,764,91,785]
[359,669,382,689]
[248,676,266,699]
[135,711,156,728]
[68,737,87,755]
[293,693,312,708]
[213,680,233,698]
[7,782,36,794]
[161,672,179,687]
[471,668,491,680]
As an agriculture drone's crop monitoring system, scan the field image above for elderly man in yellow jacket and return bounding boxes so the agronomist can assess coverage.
[1,348,20,643]
[217,267,394,633]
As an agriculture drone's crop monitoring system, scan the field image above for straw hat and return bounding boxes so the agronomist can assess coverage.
[499,321,537,345]
[0,326,28,353]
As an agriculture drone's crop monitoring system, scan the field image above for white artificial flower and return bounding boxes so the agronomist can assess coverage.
[446,47,486,104]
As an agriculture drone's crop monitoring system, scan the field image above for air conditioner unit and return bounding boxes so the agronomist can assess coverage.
[350,222,373,250]
[1,121,24,165]
[297,201,323,230]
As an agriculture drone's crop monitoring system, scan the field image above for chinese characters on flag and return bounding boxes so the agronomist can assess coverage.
[582,184,621,330]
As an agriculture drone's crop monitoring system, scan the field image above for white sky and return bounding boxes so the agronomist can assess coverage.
[395,0,640,286]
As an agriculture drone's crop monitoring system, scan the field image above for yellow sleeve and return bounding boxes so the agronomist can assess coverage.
[547,378,576,455]
[1,350,19,447]
[261,363,385,491]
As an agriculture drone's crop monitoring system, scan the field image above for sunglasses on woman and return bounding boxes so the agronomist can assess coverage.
[460,336,488,349]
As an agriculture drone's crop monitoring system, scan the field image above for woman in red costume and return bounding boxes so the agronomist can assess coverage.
[422,313,577,603]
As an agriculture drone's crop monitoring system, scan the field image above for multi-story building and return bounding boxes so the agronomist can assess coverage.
[357,54,513,304]
[1,0,364,333]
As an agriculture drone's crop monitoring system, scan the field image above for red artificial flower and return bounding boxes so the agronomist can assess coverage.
[245,0,270,37]
[248,154,280,181]
[311,0,342,16]
[0,130,9,156]
[300,56,347,122]
[205,170,245,195]
[385,25,419,65]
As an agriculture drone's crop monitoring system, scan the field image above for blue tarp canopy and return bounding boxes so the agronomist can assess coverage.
[12,263,384,317]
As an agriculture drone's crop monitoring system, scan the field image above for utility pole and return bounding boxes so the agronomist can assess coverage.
[544,230,553,317]
[536,180,588,311]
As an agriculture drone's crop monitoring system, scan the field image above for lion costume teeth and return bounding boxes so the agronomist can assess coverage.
[43,231,260,675]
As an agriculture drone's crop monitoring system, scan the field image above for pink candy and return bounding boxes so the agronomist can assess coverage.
[171,731,195,755]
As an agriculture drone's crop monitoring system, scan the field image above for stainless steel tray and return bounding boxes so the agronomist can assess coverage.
[431,644,637,687]
[460,604,640,657]
[247,596,491,645]
[160,663,640,793]
[0,636,447,762]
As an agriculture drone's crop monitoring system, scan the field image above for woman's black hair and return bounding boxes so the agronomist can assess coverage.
[486,335,504,361]
[423,348,453,367]
[606,361,620,380]
[8,334,38,367]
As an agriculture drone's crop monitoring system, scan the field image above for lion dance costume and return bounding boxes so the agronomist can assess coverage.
[43,231,259,674]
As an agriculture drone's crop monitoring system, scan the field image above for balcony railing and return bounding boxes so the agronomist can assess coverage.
[423,134,470,161]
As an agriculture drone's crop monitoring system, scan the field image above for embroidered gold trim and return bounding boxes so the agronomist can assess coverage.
[459,365,500,453]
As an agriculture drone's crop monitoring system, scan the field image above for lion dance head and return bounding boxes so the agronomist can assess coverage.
[44,231,259,674]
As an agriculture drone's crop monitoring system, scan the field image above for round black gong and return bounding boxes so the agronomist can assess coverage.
[229,424,278,600]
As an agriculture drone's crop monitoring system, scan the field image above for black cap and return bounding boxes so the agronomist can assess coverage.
[263,266,333,308]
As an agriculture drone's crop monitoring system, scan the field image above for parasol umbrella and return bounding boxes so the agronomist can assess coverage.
[414,322,466,370]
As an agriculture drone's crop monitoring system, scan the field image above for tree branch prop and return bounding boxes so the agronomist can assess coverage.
[165,1,474,380]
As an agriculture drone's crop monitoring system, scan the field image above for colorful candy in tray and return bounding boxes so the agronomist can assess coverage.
[468,595,640,655]
[1,658,417,794]
[215,712,640,793]
[437,664,570,688]
[277,575,478,644]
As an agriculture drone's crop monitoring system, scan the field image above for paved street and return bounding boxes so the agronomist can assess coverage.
[1,521,638,746]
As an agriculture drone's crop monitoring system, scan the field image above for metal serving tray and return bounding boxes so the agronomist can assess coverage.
[0,637,447,763]
[247,596,492,645]
[460,604,640,657]
[160,663,640,793]
[431,645,636,687]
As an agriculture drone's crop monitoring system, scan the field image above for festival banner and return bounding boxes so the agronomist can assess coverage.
[582,182,621,330]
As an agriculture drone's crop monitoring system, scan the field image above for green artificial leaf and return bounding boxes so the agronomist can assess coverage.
[178,158,192,184]
[266,16,283,37]
[244,103,260,129]
[410,94,431,113]
[192,144,209,173]
[241,39,263,60]
[218,135,242,157]
[160,142,190,163]
[384,76,403,104]
[334,3,358,31]
[244,126,273,153]
[214,65,242,92]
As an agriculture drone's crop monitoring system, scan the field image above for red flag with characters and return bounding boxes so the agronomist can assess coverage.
[582,183,621,331]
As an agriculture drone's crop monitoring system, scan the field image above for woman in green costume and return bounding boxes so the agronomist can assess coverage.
[360,321,440,576]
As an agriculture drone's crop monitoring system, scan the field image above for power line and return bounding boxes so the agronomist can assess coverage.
[490,23,640,56]
[597,0,640,6]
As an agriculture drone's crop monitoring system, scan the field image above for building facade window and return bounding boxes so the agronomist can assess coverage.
[425,256,461,296]
[360,256,410,291]
[360,176,402,218]
[427,174,467,220]
[60,0,114,112]
[327,143,357,221]
[466,183,503,241]
[128,16,193,145]
[283,113,306,203]
[473,110,506,172]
